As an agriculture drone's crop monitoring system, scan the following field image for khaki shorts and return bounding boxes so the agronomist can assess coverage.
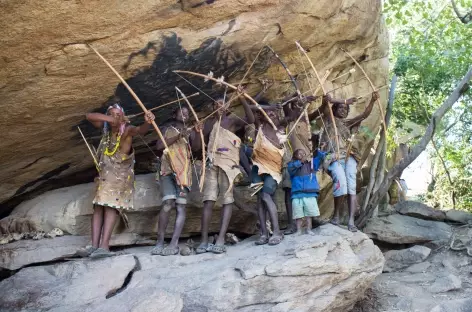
[203,166,234,204]
[160,175,189,205]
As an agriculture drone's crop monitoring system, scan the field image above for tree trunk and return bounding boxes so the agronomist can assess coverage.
[356,66,472,228]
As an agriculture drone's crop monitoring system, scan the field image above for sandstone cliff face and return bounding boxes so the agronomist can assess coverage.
[0,0,388,212]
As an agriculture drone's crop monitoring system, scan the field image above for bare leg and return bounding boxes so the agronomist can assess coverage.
[100,207,118,250]
[306,217,313,232]
[261,193,283,245]
[155,200,175,249]
[199,200,215,247]
[168,204,186,248]
[331,196,344,226]
[215,203,232,246]
[255,193,269,245]
[295,218,303,235]
[347,195,358,232]
[284,188,295,235]
[91,205,104,248]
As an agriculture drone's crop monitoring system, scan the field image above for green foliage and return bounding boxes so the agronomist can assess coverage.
[385,0,472,209]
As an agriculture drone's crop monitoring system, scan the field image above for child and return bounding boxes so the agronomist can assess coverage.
[287,149,326,235]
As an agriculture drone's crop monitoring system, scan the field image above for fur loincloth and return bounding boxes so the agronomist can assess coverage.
[93,146,135,211]
[252,128,285,183]
[207,122,242,194]
[160,126,192,188]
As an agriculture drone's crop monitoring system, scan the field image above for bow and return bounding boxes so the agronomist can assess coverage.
[173,70,278,130]
[89,45,183,188]
[341,48,387,134]
[175,87,206,192]
[266,45,303,100]
[295,41,341,160]
[78,126,100,173]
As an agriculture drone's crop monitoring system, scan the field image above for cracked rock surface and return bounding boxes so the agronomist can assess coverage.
[0,224,384,312]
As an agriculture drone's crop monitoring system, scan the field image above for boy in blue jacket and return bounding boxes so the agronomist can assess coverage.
[287,149,326,235]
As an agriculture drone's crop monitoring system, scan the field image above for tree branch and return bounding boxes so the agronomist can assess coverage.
[357,66,472,228]
[451,0,472,24]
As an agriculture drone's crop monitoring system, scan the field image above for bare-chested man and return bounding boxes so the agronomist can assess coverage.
[78,103,155,258]
[197,87,255,254]
[251,108,286,245]
[310,92,379,232]
[151,107,202,256]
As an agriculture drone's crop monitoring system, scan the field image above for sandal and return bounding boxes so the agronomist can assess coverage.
[76,246,97,258]
[329,219,340,226]
[89,248,116,259]
[211,244,226,254]
[268,234,284,246]
[161,246,180,256]
[196,243,214,254]
[283,227,296,235]
[255,235,269,245]
[348,224,358,232]
[150,245,165,256]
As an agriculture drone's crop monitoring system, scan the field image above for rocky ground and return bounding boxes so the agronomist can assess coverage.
[0,225,384,312]
[1,198,470,312]
[353,201,472,312]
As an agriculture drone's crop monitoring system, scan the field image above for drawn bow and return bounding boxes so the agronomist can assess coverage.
[89,45,184,188]
[341,48,387,134]
[175,87,206,192]
[173,70,278,131]
[295,41,341,160]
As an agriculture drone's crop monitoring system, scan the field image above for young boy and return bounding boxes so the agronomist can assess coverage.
[287,149,326,235]
[152,107,202,256]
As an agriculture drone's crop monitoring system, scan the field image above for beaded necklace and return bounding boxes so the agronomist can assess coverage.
[104,132,121,156]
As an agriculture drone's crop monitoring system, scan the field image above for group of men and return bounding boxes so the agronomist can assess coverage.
[79,81,378,259]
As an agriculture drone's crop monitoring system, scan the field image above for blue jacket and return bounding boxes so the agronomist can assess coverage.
[287,151,326,199]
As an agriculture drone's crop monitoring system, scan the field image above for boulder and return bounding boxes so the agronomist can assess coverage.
[0,173,261,237]
[0,233,153,270]
[0,170,334,239]
[445,210,472,224]
[383,245,431,272]
[0,225,385,312]
[0,255,137,311]
[363,214,452,245]
[0,0,389,217]
[395,201,446,221]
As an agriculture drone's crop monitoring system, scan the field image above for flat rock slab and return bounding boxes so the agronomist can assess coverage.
[395,201,446,221]
[363,214,452,244]
[428,274,462,293]
[445,210,472,224]
[405,261,431,273]
[0,225,384,312]
[383,245,431,272]
[430,298,472,312]
[0,255,136,311]
[0,233,153,270]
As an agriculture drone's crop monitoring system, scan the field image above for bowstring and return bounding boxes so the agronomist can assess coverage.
[176,90,201,187]
[295,46,336,155]
[175,70,282,150]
